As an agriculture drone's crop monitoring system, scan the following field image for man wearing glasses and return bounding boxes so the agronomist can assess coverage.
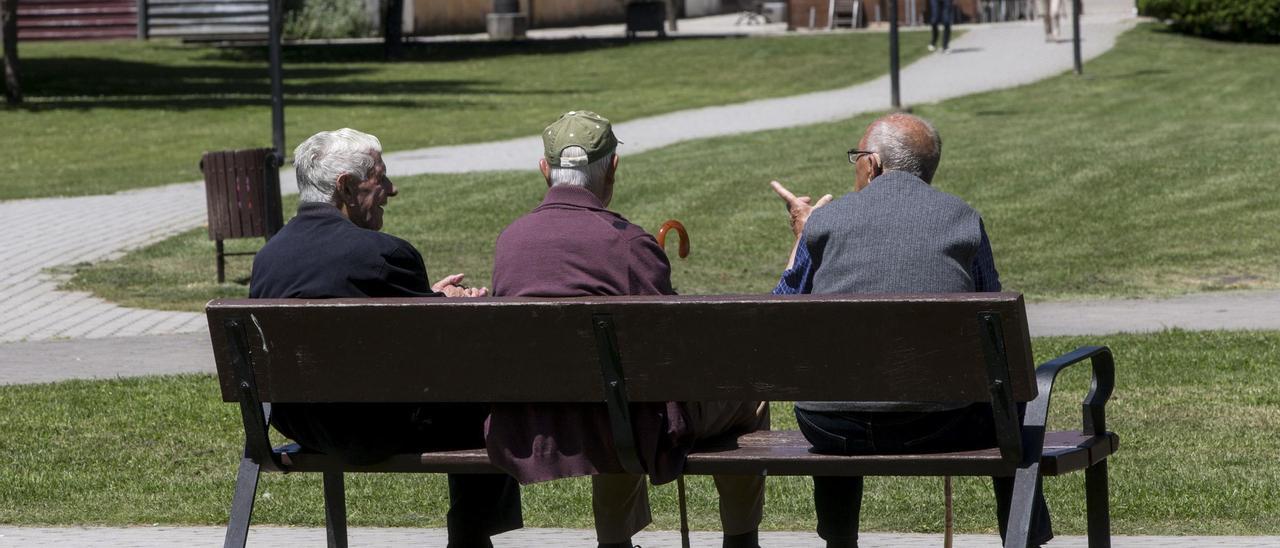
[768,113,1052,548]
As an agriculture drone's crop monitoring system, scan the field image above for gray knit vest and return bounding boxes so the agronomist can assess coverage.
[797,170,983,413]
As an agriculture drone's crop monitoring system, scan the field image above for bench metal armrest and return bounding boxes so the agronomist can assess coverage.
[1025,345,1116,436]
[224,318,285,472]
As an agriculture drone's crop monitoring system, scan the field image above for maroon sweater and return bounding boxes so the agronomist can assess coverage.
[485,185,691,485]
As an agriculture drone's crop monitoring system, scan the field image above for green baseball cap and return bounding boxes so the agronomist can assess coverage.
[542,110,620,168]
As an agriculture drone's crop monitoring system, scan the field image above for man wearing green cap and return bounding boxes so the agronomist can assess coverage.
[485,111,769,548]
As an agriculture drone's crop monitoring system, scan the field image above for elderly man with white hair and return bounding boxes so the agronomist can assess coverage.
[249,128,521,548]
[485,111,770,548]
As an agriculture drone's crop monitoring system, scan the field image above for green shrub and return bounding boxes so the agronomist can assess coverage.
[1139,0,1280,42]
[284,0,375,40]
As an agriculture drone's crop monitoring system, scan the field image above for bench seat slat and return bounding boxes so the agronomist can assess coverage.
[271,429,1118,478]
[1040,430,1120,476]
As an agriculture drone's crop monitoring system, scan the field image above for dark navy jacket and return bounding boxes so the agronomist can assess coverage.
[250,202,438,299]
[247,202,443,464]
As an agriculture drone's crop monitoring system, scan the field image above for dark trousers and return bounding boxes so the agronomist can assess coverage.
[271,402,523,544]
[795,405,1053,547]
[930,0,953,49]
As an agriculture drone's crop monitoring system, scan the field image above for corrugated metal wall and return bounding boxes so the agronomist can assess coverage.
[17,0,138,41]
[146,0,269,41]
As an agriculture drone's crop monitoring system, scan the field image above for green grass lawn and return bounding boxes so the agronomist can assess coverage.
[65,25,1280,310]
[2,330,1277,534]
[0,31,932,200]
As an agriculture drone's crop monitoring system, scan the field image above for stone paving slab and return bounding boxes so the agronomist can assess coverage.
[1,527,1275,547]
[0,332,212,386]
[1027,291,1280,337]
[0,186,208,344]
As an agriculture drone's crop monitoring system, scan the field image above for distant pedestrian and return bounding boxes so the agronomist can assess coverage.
[1043,0,1066,41]
[929,0,954,53]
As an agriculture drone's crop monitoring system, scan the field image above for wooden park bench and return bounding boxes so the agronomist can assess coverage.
[208,293,1118,548]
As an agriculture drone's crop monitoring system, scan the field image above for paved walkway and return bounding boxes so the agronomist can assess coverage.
[1,526,1275,547]
[0,5,1135,345]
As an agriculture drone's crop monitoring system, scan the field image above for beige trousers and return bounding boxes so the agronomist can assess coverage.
[592,401,771,543]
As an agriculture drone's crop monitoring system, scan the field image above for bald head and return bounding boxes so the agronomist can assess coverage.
[861,113,942,184]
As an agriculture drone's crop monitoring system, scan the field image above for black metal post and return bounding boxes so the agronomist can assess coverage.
[1072,0,1082,75]
[889,0,901,109]
[1,0,21,104]
[323,472,349,548]
[216,239,226,284]
[268,0,285,162]
[1085,461,1112,548]
[384,0,404,60]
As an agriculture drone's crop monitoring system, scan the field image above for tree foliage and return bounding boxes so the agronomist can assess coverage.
[1139,0,1280,42]
[283,0,375,40]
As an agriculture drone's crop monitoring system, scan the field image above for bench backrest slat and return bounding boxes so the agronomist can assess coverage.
[207,293,1035,405]
[202,147,282,241]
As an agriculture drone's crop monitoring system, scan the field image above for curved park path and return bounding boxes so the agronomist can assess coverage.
[4,0,1279,385]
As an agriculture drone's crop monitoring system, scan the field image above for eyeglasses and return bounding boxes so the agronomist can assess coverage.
[847,149,874,165]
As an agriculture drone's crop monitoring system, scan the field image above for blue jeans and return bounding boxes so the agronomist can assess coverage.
[930,0,954,49]
[795,404,1054,547]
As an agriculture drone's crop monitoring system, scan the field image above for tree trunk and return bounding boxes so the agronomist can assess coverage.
[1,0,21,104]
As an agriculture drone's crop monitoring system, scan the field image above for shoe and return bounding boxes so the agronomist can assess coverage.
[942,48,951,54]
[927,44,937,52]
[725,529,760,548]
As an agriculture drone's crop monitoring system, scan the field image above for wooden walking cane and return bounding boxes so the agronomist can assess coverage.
[945,476,954,548]
[660,218,691,548]
[657,220,690,258]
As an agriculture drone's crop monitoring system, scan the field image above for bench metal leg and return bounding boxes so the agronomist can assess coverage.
[224,457,261,548]
[1086,460,1112,548]
[323,471,348,548]
[216,239,226,284]
[1002,465,1039,548]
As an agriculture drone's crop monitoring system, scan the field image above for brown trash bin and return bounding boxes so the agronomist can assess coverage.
[201,148,284,283]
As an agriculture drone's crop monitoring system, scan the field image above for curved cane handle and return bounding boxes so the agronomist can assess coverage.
[657,220,690,259]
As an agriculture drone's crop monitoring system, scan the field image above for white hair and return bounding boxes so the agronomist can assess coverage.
[549,145,614,193]
[293,128,383,204]
[866,115,942,183]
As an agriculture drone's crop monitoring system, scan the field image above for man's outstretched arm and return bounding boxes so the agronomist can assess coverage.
[770,181,831,270]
